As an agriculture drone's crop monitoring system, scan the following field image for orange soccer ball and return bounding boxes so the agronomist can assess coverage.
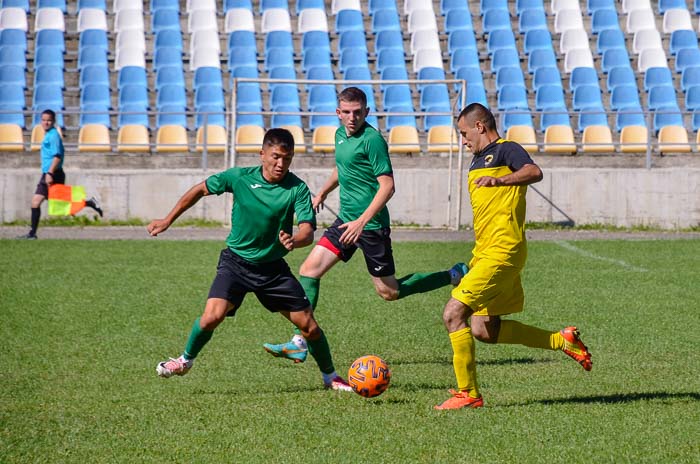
[348,355,391,398]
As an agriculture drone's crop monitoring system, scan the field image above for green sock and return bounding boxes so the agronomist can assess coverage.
[307,329,335,374]
[183,317,214,360]
[397,271,451,299]
[294,276,320,336]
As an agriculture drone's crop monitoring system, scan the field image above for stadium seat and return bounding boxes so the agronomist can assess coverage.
[308,85,337,110]
[188,9,217,33]
[560,28,589,54]
[607,66,636,92]
[0,109,25,128]
[638,49,669,73]
[36,30,65,54]
[554,9,584,34]
[503,110,534,131]
[80,29,108,52]
[225,8,255,33]
[411,29,440,55]
[533,66,562,91]
[235,103,263,127]
[523,29,552,55]
[265,47,294,72]
[516,0,545,13]
[383,85,412,110]
[659,0,686,14]
[420,85,450,111]
[261,9,292,33]
[195,125,226,153]
[114,0,142,12]
[339,48,368,73]
[78,124,110,152]
[155,66,185,90]
[0,83,24,108]
[573,85,603,111]
[543,125,576,153]
[577,108,608,131]
[551,0,579,14]
[259,0,287,12]
[78,0,106,8]
[191,48,221,71]
[301,30,331,52]
[611,85,641,111]
[519,8,547,34]
[376,29,405,54]
[0,7,28,31]
[632,29,663,55]
[590,8,617,34]
[1,64,26,88]
[311,125,336,153]
[675,48,700,74]
[482,9,510,34]
[569,67,598,91]
[1,0,29,12]
[116,28,145,52]
[498,85,528,111]
[658,125,691,152]
[602,49,631,74]
[265,30,293,52]
[0,123,23,151]
[77,8,108,32]
[405,0,432,16]
[385,106,416,130]
[444,8,473,33]
[227,31,254,52]
[118,104,149,127]
[235,125,265,153]
[505,125,538,152]
[596,29,625,56]
[423,105,452,131]
[670,30,698,56]
[536,85,566,111]
[540,108,570,131]
[615,107,646,132]
[372,8,401,34]
[296,0,323,14]
[77,46,106,70]
[619,125,647,152]
[626,8,655,34]
[528,49,557,74]
[157,85,186,109]
[564,49,595,73]
[662,8,692,34]
[228,47,256,70]
[454,66,482,92]
[644,67,674,93]
[115,9,144,33]
[271,105,301,129]
[191,29,220,55]
[413,49,442,73]
[35,7,64,31]
[118,66,148,90]
[152,0,179,9]
[33,84,63,109]
[0,29,27,54]
[586,0,614,14]
[447,29,477,54]
[388,126,420,154]
[298,8,328,33]
[407,9,438,34]
[117,124,150,152]
[155,125,188,152]
[487,30,516,56]
[581,125,614,152]
[115,47,146,70]
[370,0,396,15]
[427,125,458,153]
[119,84,148,110]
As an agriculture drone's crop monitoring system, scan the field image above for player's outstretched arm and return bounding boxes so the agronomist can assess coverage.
[473,163,543,188]
[278,222,315,251]
[147,181,210,236]
[312,168,339,212]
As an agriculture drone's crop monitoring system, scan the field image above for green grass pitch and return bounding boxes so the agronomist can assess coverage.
[2,238,699,463]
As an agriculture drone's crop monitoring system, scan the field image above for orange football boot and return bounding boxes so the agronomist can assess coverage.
[561,326,592,371]
[434,390,484,410]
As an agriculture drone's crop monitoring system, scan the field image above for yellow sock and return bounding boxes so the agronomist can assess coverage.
[497,320,564,350]
[449,327,480,399]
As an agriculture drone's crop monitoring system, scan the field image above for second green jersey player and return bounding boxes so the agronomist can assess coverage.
[263,87,468,364]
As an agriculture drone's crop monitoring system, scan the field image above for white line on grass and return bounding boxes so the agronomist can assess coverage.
[554,241,649,272]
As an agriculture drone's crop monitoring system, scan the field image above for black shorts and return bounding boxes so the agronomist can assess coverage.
[34,170,65,197]
[319,217,396,277]
[207,248,311,316]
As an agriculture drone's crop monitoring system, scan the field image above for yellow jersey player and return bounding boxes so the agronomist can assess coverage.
[435,103,592,410]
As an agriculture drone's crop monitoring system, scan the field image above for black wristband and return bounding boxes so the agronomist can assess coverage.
[46,172,53,176]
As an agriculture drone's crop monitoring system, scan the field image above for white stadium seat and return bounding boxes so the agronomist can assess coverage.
[188,9,218,33]
[560,28,589,54]
[298,8,328,33]
[0,7,28,31]
[261,8,292,33]
[413,48,442,72]
[187,0,217,12]
[191,48,221,71]
[404,0,433,16]
[225,8,255,33]
[564,48,594,73]
[633,29,663,55]
[621,0,651,14]
[551,0,581,15]
[191,29,221,54]
[116,30,146,53]
[627,8,656,34]
[410,30,440,55]
[114,8,144,33]
[408,9,437,33]
[663,9,693,34]
[332,0,362,14]
[77,8,107,32]
[35,8,64,32]
[113,0,143,13]
[554,9,584,34]
[638,48,669,72]
[114,46,146,70]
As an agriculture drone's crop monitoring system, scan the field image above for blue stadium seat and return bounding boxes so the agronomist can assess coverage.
[516,0,544,13]
[498,84,528,110]
[339,30,367,52]
[441,0,467,16]
[523,29,553,54]
[573,85,603,111]
[370,0,396,15]
[448,29,477,54]
[519,8,547,34]
[152,0,179,10]
[587,0,614,14]
[310,104,338,129]
[37,46,66,69]
[591,8,618,35]
[118,66,147,90]
[156,65,185,89]
[376,30,404,53]
[503,110,533,130]
[35,66,64,90]
[615,108,645,131]
[265,30,293,51]
[231,65,258,80]
[77,47,105,70]
[675,48,700,74]
[539,109,570,131]
[380,66,409,92]
[302,48,331,72]
[0,107,25,127]
[670,30,698,57]
[596,28,625,55]
[77,0,105,9]
[308,85,336,110]
[577,110,608,131]
[195,105,226,128]
[535,84,565,111]
[36,30,65,54]
[81,65,109,88]
[386,105,416,130]
[343,66,369,81]
[451,48,480,73]
[119,84,149,109]
[224,0,252,9]
[659,0,686,14]
[487,29,516,55]
[602,49,630,74]
[681,66,700,92]
[339,48,368,73]
[38,0,66,12]
[0,64,25,88]
[34,84,63,109]
[372,9,401,34]
[271,105,302,127]
[260,0,287,13]
[653,107,683,132]
[228,47,257,69]
[606,66,635,92]
[482,9,510,34]
[377,48,405,73]
[296,0,323,14]
[0,29,27,54]
[194,67,223,90]
[269,66,296,91]
[156,30,183,51]
[644,67,674,93]
[455,66,483,91]
[610,85,641,110]
[685,85,700,110]
[480,0,507,15]
[80,30,108,52]
[444,8,473,33]
[528,48,556,74]
[271,85,300,110]
[0,84,25,107]
[152,9,180,34]
[118,104,149,127]
[1,0,29,12]
[648,86,677,111]
[417,67,447,91]
[156,104,187,128]
[0,46,26,69]
[81,84,110,109]
[491,48,520,74]
[302,31,331,52]
[383,85,412,110]
[157,85,187,108]
[336,9,364,33]
[696,0,700,14]
[265,47,294,72]
[236,83,263,106]
[533,67,562,91]
[420,84,450,111]
[424,105,453,130]
[464,84,489,106]
[195,85,225,108]
[570,67,598,91]
[496,66,525,91]
[235,103,263,128]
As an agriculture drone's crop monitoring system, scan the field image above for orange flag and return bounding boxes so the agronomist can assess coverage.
[48,184,87,216]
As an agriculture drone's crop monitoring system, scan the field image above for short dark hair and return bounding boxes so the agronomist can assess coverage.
[338,86,367,108]
[458,103,496,132]
[41,109,56,122]
[263,128,295,151]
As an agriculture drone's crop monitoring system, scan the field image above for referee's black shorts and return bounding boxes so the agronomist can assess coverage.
[34,169,65,197]
[207,248,311,316]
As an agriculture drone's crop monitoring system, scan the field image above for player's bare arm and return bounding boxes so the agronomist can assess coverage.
[312,167,339,212]
[473,163,543,188]
[279,222,315,251]
[338,174,395,245]
[147,181,210,236]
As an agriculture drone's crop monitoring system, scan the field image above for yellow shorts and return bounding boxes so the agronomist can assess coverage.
[451,258,524,317]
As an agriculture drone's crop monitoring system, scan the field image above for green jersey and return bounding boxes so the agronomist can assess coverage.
[335,123,393,230]
[205,166,316,263]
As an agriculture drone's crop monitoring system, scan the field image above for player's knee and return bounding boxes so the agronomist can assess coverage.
[471,325,495,343]
[442,303,464,330]
[199,313,224,330]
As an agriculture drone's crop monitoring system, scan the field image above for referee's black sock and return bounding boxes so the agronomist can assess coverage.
[30,207,40,236]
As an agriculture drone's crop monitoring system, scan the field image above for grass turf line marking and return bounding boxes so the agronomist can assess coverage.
[554,241,648,272]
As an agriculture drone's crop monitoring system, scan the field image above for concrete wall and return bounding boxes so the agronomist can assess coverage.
[2,167,698,228]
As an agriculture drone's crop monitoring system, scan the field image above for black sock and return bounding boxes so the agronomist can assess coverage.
[30,207,40,236]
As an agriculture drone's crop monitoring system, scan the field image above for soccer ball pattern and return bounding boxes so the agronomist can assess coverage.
[348,355,391,398]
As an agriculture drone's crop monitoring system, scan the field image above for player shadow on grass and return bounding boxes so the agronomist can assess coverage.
[515,391,700,407]
[390,356,552,367]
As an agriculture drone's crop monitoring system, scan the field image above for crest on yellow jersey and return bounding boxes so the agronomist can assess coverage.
[484,154,494,166]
